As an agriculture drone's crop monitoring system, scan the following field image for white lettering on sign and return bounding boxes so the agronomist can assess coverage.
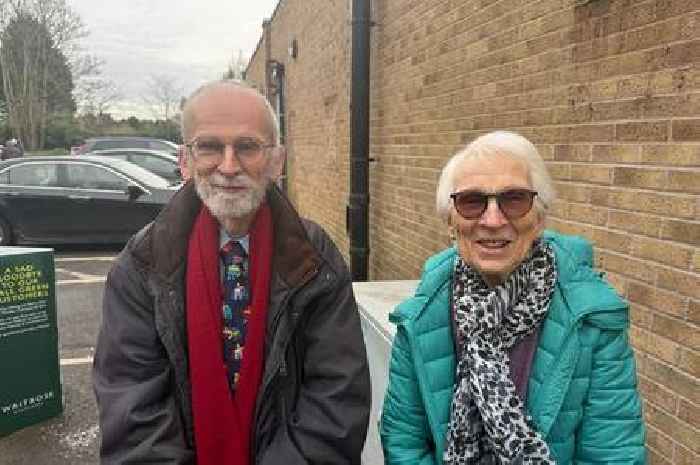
[1,390,55,415]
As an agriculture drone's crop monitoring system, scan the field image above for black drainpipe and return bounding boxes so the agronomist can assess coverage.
[348,0,371,281]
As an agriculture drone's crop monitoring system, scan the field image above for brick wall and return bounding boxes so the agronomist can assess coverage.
[247,1,699,463]
[247,0,353,252]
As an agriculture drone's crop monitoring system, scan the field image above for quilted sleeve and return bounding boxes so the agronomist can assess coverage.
[575,329,646,464]
[380,326,438,465]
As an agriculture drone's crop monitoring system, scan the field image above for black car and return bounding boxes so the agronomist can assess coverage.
[84,148,182,184]
[0,156,178,245]
[79,137,179,156]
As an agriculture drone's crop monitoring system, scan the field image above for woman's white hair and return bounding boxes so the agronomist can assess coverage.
[435,130,555,222]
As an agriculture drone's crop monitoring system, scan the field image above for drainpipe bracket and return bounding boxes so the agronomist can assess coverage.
[349,19,377,27]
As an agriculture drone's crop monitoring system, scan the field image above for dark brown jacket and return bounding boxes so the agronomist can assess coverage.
[93,182,370,464]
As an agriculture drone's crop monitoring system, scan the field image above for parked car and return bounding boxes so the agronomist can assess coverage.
[84,148,182,184]
[79,137,179,156]
[0,156,178,245]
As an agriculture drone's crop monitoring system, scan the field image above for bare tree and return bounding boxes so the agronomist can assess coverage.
[32,0,84,51]
[222,49,246,80]
[35,0,83,147]
[70,52,103,81]
[75,76,120,120]
[73,53,120,123]
[141,74,183,121]
[0,0,83,149]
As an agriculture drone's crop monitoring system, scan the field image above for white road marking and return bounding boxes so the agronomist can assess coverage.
[55,267,104,280]
[57,277,107,285]
[54,258,111,285]
[60,356,94,366]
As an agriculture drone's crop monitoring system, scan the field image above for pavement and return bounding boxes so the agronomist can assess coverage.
[0,246,120,464]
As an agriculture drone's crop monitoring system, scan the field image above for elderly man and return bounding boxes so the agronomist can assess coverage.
[93,80,371,465]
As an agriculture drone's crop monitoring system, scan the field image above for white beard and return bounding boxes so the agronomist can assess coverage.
[194,171,268,222]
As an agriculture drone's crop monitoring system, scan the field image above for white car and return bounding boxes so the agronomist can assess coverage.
[84,148,182,184]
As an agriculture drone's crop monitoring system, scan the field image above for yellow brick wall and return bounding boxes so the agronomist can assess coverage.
[247,0,353,254]
[248,1,699,463]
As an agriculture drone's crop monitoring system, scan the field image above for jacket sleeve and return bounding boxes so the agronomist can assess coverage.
[259,246,371,465]
[380,324,438,465]
[93,254,193,465]
[575,328,646,464]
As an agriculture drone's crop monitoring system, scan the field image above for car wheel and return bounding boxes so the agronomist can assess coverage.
[0,216,13,245]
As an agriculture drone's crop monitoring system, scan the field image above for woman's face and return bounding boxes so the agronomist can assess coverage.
[449,153,545,286]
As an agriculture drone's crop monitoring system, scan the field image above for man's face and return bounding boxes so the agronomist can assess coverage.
[187,85,283,224]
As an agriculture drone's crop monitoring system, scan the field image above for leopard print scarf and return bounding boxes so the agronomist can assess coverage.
[444,239,557,465]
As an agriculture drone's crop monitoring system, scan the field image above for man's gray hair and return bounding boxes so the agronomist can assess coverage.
[435,131,556,222]
[180,79,280,145]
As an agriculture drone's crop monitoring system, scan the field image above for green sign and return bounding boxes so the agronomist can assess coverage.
[0,247,62,436]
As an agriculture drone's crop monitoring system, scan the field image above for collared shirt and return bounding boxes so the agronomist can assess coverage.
[219,227,250,280]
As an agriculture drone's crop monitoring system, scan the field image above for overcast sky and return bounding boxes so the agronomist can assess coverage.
[67,0,279,118]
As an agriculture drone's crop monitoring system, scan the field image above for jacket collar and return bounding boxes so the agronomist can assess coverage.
[131,181,321,289]
[394,230,627,328]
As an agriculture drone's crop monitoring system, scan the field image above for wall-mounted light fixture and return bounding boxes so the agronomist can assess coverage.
[288,38,298,60]
[268,60,285,79]
[267,60,285,95]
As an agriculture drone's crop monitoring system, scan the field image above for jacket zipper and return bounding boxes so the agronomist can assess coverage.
[529,300,628,436]
[250,265,321,464]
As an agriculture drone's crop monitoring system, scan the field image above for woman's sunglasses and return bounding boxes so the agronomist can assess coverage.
[450,189,538,220]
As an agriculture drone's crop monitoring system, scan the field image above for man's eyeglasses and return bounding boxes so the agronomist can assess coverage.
[186,137,276,165]
[450,189,538,220]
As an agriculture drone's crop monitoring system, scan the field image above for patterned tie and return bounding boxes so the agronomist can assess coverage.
[220,240,251,393]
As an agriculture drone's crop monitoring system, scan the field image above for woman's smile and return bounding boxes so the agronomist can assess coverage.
[451,153,544,287]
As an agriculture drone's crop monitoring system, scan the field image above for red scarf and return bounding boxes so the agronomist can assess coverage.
[186,205,272,465]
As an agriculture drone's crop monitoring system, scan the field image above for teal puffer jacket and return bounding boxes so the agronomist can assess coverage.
[380,231,646,464]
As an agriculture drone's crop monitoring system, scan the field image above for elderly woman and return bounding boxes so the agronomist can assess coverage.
[380,131,646,464]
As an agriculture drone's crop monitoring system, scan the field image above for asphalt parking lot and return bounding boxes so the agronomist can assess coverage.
[0,245,121,465]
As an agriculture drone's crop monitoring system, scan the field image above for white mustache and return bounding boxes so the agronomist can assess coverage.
[208,173,255,188]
